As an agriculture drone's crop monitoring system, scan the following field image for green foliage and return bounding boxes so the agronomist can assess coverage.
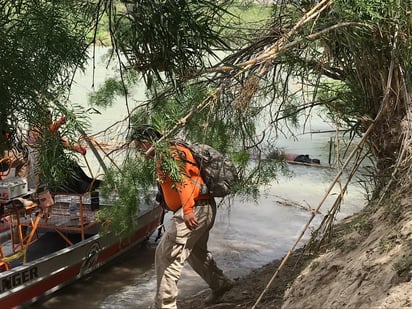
[334,0,391,22]
[0,0,94,147]
[315,0,412,123]
[37,133,76,189]
[88,78,127,107]
[261,0,411,137]
[258,0,412,194]
[108,0,234,81]
[317,81,359,128]
[83,1,287,205]
[134,82,235,149]
[30,105,90,189]
[153,141,186,184]
[129,80,286,200]
[97,156,156,236]
[223,0,272,43]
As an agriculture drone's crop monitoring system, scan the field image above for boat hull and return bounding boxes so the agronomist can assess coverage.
[0,205,163,308]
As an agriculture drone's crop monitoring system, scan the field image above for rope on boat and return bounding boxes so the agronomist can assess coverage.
[1,249,26,263]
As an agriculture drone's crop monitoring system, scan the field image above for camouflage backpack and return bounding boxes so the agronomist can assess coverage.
[179,142,238,197]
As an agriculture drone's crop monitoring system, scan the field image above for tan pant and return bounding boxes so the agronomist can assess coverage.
[154,200,228,308]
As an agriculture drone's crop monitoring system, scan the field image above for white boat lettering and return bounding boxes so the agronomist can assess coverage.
[1,266,38,292]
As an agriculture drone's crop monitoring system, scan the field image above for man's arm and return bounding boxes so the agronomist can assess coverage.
[176,176,199,230]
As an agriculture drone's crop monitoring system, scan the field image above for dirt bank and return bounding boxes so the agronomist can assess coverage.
[177,249,312,309]
[282,198,412,309]
[177,193,412,308]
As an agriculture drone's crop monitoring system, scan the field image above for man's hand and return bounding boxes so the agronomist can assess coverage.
[184,212,198,230]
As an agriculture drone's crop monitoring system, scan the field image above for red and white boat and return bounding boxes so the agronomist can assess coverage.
[0,187,163,308]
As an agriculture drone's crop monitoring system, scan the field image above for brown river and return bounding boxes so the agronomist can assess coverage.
[32,48,367,308]
[33,161,366,308]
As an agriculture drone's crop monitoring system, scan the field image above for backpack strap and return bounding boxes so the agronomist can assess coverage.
[171,140,209,194]
[171,139,198,167]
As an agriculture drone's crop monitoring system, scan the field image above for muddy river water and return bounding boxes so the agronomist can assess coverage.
[34,160,366,308]
[33,49,367,308]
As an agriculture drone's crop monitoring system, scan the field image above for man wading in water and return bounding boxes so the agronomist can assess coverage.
[132,125,233,308]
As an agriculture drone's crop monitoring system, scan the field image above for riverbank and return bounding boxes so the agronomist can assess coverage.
[177,248,312,309]
[177,190,412,308]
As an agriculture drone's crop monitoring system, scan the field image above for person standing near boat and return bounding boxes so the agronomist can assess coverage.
[0,129,26,178]
[131,125,233,308]
[26,111,98,193]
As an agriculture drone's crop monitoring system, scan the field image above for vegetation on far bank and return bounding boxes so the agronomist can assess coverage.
[92,1,272,46]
